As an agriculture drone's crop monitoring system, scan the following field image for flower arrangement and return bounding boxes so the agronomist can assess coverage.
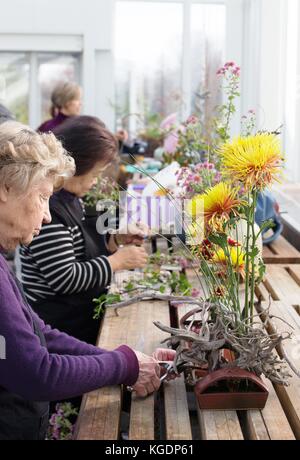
[161,62,242,168]
[93,62,299,409]
[47,403,78,441]
[176,162,222,198]
[152,130,299,404]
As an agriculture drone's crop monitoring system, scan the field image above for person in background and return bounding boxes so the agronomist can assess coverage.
[20,116,148,345]
[0,120,176,440]
[37,81,82,133]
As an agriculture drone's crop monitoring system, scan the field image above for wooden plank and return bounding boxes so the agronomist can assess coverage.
[128,300,170,440]
[197,409,244,440]
[260,300,300,439]
[260,377,295,440]
[183,268,244,441]
[164,376,192,440]
[266,266,300,306]
[263,236,300,264]
[75,300,131,440]
[242,410,270,440]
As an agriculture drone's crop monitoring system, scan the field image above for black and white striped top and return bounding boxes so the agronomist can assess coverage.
[20,191,112,304]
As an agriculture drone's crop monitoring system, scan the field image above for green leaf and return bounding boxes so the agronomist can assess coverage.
[247,247,259,258]
[208,233,228,249]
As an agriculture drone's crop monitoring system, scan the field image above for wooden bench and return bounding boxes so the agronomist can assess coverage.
[262,236,300,264]
[175,269,297,440]
[74,264,299,440]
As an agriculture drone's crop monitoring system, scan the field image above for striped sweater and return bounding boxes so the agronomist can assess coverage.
[20,191,112,304]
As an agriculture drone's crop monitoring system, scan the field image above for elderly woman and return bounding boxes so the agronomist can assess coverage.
[20,116,148,345]
[0,121,175,440]
[37,81,82,133]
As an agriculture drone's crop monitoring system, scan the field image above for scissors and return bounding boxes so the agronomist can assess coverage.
[158,361,185,382]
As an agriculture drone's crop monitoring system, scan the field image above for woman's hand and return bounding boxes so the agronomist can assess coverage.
[116,222,149,246]
[152,348,176,362]
[152,348,178,381]
[131,351,161,397]
[108,245,148,271]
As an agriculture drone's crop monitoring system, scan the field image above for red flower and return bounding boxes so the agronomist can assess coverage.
[227,238,241,247]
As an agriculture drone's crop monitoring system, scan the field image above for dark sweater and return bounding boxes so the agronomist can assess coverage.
[20,189,112,343]
[0,253,138,402]
[37,112,69,133]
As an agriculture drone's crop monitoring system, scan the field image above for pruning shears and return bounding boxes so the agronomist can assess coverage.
[158,361,186,382]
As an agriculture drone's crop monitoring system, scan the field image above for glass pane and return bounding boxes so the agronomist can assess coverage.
[38,53,81,122]
[0,53,30,124]
[115,1,183,136]
[191,3,226,130]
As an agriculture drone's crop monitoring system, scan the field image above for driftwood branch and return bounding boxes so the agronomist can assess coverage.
[107,292,216,316]
[154,303,298,386]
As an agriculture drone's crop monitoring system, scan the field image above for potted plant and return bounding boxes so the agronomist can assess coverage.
[152,131,299,410]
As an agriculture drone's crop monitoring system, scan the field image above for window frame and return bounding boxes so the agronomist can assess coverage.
[0,35,82,127]
[114,0,244,133]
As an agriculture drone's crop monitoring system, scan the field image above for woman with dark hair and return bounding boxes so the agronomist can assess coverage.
[20,116,148,345]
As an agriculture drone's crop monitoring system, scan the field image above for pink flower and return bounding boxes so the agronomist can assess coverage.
[232,66,240,76]
[191,288,201,298]
[160,113,178,130]
[163,132,179,154]
[178,257,189,269]
[217,67,226,76]
[224,61,236,68]
[186,115,199,125]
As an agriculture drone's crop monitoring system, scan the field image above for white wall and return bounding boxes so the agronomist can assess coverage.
[0,0,116,129]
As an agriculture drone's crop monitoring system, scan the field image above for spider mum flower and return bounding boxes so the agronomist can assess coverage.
[219,133,284,190]
[187,182,241,232]
[213,247,245,275]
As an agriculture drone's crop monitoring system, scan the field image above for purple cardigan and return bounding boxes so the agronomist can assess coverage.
[0,254,139,401]
[37,112,69,133]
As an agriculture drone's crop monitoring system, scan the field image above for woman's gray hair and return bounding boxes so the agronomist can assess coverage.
[51,81,81,111]
[0,121,75,194]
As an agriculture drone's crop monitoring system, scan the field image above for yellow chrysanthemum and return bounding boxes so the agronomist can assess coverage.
[187,182,241,232]
[219,133,284,190]
[213,247,245,274]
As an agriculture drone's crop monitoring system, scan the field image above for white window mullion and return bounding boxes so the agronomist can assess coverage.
[29,52,39,129]
[181,0,192,120]
[225,0,244,137]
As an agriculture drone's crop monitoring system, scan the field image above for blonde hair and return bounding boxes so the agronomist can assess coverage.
[51,81,81,115]
[0,121,75,194]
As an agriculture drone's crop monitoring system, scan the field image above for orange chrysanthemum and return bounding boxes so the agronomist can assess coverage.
[188,182,241,232]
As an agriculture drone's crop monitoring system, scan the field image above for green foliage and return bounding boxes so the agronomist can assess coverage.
[93,293,121,319]
[84,177,119,209]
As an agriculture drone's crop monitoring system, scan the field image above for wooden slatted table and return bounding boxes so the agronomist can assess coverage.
[74,265,299,440]
[262,236,300,264]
